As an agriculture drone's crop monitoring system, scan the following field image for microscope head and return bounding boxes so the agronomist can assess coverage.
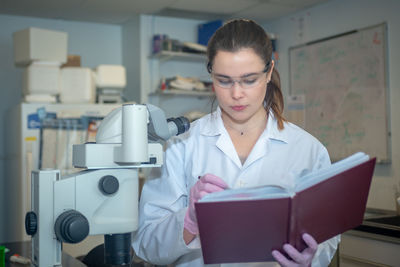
[73,103,190,169]
[95,103,190,144]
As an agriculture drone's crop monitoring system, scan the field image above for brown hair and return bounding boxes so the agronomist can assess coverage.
[207,19,286,130]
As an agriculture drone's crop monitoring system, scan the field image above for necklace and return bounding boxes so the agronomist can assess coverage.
[224,118,267,136]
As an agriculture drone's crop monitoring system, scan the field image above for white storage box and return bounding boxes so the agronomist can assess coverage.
[22,62,60,95]
[13,27,68,67]
[60,67,95,103]
[95,65,126,89]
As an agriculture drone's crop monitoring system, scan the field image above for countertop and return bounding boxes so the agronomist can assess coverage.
[347,209,400,244]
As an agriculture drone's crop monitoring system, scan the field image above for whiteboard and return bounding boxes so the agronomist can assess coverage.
[289,23,389,162]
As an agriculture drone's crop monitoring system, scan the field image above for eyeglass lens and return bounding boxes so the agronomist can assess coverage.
[212,72,265,89]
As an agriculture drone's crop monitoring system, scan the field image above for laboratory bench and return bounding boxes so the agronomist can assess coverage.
[339,210,400,267]
[0,241,150,267]
[3,214,399,267]
[0,241,86,266]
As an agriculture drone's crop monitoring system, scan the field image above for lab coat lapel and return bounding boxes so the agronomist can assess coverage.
[201,107,242,168]
[243,131,268,168]
[243,113,289,168]
[216,132,242,168]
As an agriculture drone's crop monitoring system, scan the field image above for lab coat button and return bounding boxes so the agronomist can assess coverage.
[238,180,247,188]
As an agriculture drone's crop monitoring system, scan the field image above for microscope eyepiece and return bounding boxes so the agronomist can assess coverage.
[167,116,190,136]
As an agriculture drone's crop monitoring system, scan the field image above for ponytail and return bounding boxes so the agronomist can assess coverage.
[265,68,286,130]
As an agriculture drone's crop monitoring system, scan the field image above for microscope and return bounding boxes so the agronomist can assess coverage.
[25,104,190,267]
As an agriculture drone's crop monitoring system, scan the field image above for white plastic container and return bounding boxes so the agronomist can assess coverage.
[22,62,60,96]
[13,27,68,67]
[24,94,57,103]
[60,67,95,103]
[95,65,126,89]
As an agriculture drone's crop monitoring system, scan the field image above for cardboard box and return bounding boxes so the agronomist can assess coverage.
[61,55,81,68]
[13,27,68,67]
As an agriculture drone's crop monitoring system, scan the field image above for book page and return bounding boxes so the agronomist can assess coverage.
[199,185,290,203]
[295,152,370,192]
[198,152,369,203]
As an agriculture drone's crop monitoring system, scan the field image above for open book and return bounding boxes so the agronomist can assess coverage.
[195,152,376,264]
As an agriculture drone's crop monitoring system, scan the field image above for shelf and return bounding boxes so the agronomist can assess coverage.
[149,89,214,97]
[150,50,206,62]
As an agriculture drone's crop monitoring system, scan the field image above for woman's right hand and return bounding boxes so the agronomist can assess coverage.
[184,174,228,236]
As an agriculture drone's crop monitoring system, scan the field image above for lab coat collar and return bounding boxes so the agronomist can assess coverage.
[243,112,288,168]
[200,107,241,167]
[200,106,224,136]
[200,107,289,168]
[264,112,289,144]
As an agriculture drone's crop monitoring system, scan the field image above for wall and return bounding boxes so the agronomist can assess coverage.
[0,14,123,242]
[265,0,400,211]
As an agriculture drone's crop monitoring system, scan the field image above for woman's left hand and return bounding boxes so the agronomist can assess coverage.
[271,233,318,267]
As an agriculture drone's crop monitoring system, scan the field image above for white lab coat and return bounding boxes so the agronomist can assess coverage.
[132,107,340,267]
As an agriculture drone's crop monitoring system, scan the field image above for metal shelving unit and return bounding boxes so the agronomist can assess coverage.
[149,89,213,97]
[150,50,206,62]
[149,50,211,97]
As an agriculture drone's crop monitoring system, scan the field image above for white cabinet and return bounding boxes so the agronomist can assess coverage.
[339,231,400,267]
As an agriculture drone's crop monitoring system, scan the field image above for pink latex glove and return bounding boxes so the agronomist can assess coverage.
[271,233,318,267]
[184,174,228,235]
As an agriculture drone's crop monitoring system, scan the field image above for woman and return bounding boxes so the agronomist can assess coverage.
[132,19,339,266]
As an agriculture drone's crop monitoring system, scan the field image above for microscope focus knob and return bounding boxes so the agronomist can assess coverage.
[55,210,89,243]
[25,211,37,236]
[99,175,119,195]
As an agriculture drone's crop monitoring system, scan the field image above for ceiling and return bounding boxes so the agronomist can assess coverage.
[0,0,330,25]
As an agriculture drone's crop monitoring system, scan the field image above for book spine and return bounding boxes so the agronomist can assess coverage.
[288,196,297,247]
[290,194,308,252]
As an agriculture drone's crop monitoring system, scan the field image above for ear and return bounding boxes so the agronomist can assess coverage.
[267,60,275,82]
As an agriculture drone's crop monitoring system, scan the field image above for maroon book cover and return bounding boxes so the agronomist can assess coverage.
[290,157,376,251]
[195,158,376,264]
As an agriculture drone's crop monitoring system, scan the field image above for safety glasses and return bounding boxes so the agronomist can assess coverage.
[208,61,271,90]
